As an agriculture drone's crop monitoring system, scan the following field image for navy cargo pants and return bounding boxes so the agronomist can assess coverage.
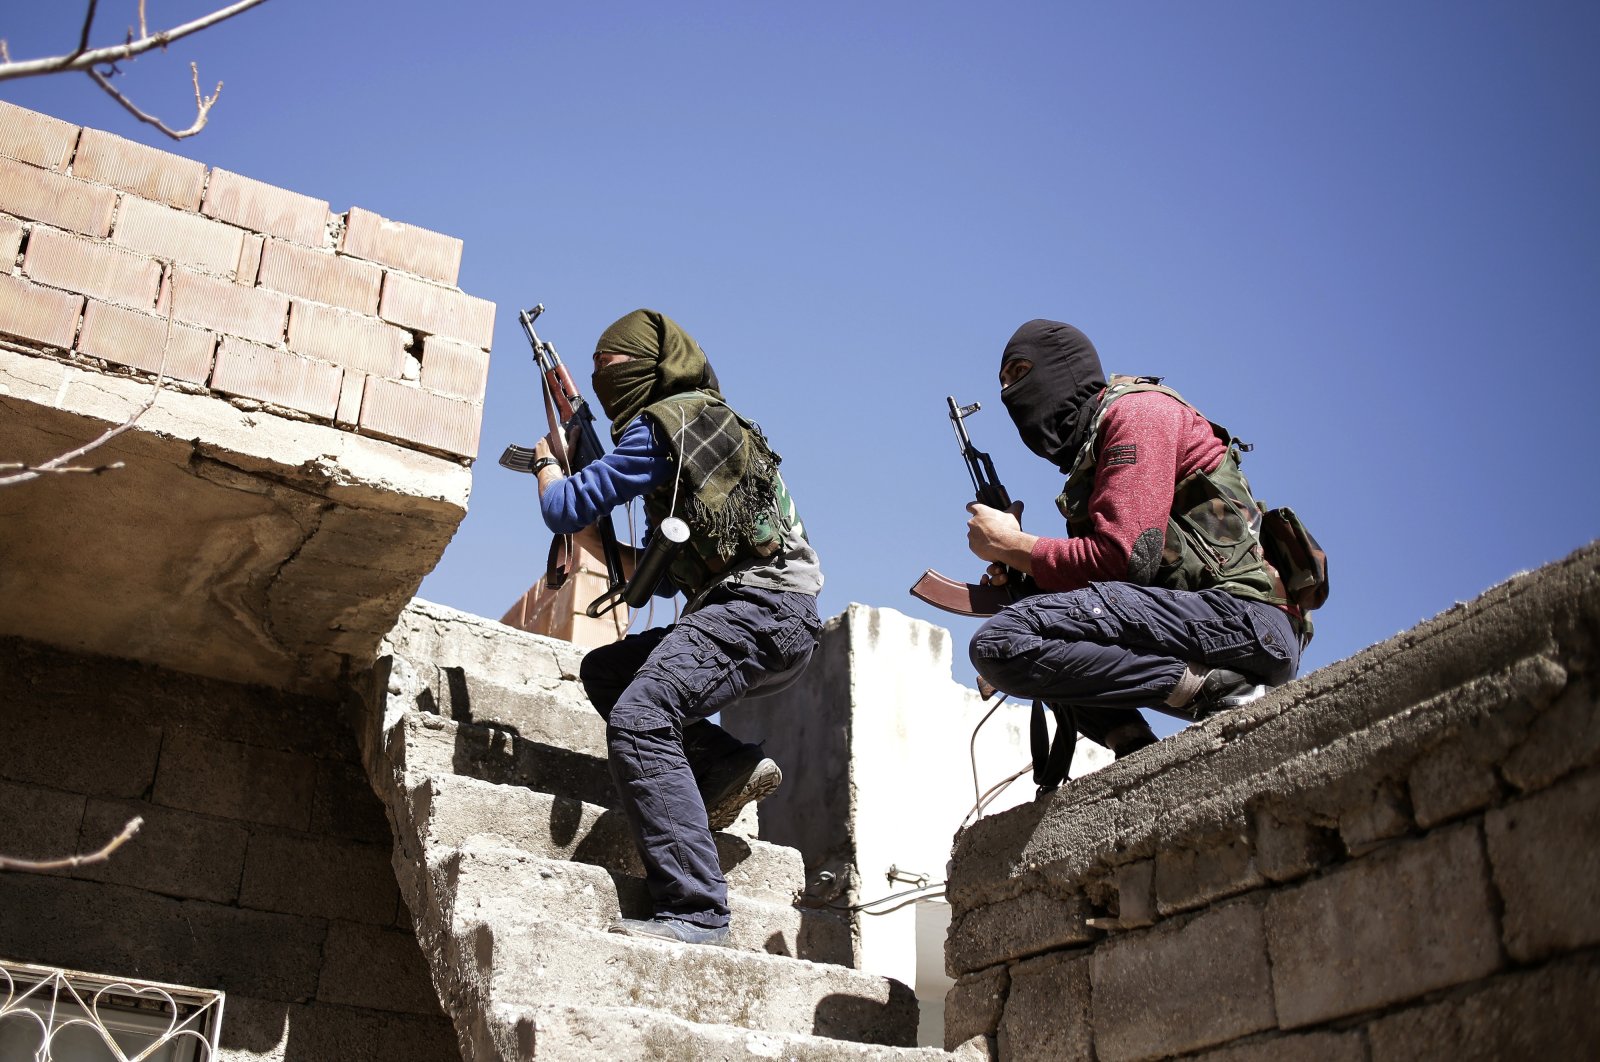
[970,582,1299,747]
[579,584,821,928]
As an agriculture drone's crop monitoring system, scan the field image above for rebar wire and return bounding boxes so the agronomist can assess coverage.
[968,692,1010,807]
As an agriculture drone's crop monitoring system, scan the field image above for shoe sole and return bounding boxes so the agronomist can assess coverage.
[704,759,782,831]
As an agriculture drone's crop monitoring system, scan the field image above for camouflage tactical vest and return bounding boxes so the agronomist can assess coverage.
[1056,376,1283,606]
[639,399,799,601]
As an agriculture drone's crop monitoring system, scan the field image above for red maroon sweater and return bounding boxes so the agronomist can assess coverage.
[1030,390,1225,592]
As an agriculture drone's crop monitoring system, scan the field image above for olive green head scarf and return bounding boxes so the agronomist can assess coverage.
[591,309,723,442]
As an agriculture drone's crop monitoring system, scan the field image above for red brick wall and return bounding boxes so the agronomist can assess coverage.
[0,101,490,460]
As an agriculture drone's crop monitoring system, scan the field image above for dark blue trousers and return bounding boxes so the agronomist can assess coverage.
[970,582,1299,743]
[579,585,821,928]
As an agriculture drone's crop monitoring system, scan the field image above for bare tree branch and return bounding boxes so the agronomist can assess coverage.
[0,0,268,80]
[70,1,103,64]
[0,266,176,488]
[88,60,221,139]
[0,817,143,873]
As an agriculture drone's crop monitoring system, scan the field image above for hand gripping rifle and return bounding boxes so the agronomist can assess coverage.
[499,305,630,617]
[909,396,1029,617]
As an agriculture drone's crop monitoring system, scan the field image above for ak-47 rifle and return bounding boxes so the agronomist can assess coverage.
[500,304,630,617]
[910,396,1031,617]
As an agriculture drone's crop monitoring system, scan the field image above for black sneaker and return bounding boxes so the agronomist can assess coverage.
[1188,667,1269,719]
[698,744,782,831]
[609,916,730,947]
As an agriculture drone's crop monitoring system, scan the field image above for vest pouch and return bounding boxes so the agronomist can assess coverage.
[1259,507,1329,610]
[1161,463,1264,590]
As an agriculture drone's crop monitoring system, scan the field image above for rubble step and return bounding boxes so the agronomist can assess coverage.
[434,842,853,966]
[478,1001,955,1061]
[391,709,615,808]
[460,919,918,1048]
[408,772,808,905]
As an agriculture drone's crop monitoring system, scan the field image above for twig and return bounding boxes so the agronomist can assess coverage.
[89,60,221,139]
[0,0,269,80]
[0,816,143,872]
[0,267,175,488]
[71,1,102,63]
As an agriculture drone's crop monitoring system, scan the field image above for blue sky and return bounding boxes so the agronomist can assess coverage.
[6,2,1597,736]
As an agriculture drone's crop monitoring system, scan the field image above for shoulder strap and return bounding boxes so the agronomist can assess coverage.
[1030,700,1077,794]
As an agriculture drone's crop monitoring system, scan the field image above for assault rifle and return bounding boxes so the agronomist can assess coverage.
[909,396,1029,617]
[499,305,630,617]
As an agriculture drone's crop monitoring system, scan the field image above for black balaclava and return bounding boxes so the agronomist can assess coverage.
[999,319,1107,473]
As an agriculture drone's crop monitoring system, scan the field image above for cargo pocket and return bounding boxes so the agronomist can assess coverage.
[636,625,735,720]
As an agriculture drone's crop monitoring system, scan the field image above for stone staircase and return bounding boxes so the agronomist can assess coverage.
[352,600,956,1061]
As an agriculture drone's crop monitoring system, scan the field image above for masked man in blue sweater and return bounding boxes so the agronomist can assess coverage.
[530,309,823,947]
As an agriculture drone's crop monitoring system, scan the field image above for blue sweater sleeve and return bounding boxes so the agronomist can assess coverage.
[539,417,671,534]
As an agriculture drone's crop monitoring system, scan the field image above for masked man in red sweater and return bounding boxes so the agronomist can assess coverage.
[966,319,1305,761]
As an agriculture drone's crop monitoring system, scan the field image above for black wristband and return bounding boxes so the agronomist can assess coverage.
[531,456,560,474]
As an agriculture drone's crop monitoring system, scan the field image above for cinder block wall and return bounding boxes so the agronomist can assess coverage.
[0,637,459,1061]
[0,100,490,459]
[943,542,1600,1061]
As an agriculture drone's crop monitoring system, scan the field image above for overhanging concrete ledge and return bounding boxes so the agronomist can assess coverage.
[0,347,471,694]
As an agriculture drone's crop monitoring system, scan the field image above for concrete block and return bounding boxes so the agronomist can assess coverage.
[0,212,24,266]
[436,843,850,965]
[240,829,399,924]
[236,232,265,285]
[1366,954,1600,1062]
[996,952,1093,1061]
[312,758,392,844]
[341,206,462,285]
[1265,823,1502,1027]
[285,299,408,376]
[1189,1030,1364,1062]
[1091,901,1275,1061]
[1501,680,1600,794]
[230,999,458,1062]
[378,270,494,347]
[0,155,115,236]
[0,100,79,170]
[258,239,381,313]
[0,702,161,799]
[152,729,317,831]
[317,921,442,1015]
[72,127,206,209]
[946,889,1096,976]
[0,777,86,867]
[1154,832,1263,916]
[419,333,490,401]
[497,1003,952,1061]
[0,271,82,347]
[211,335,342,419]
[944,966,1009,1048]
[335,368,365,425]
[1337,777,1413,856]
[412,774,805,904]
[24,225,161,309]
[1484,768,1600,962]
[360,376,482,458]
[1251,806,1342,883]
[78,300,216,384]
[113,194,245,276]
[168,266,288,344]
[395,711,613,809]
[1408,742,1500,828]
[479,919,919,1046]
[202,168,329,246]
[0,873,325,1002]
[71,797,249,904]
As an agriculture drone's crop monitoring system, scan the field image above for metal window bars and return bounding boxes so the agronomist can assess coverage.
[0,960,223,1062]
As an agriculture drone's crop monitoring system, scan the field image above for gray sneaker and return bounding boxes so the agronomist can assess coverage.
[698,744,782,831]
[1189,667,1270,719]
[609,916,730,947]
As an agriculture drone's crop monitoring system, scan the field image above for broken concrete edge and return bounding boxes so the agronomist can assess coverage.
[0,346,471,514]
[946,541,1599,912]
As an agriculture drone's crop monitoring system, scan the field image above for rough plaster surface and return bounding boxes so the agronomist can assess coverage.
[350,599,938,1060]
[0,348,469,694]
[942,541,1600,1059]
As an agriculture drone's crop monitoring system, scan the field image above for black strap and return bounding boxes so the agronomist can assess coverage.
[1030,700,1077,794]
